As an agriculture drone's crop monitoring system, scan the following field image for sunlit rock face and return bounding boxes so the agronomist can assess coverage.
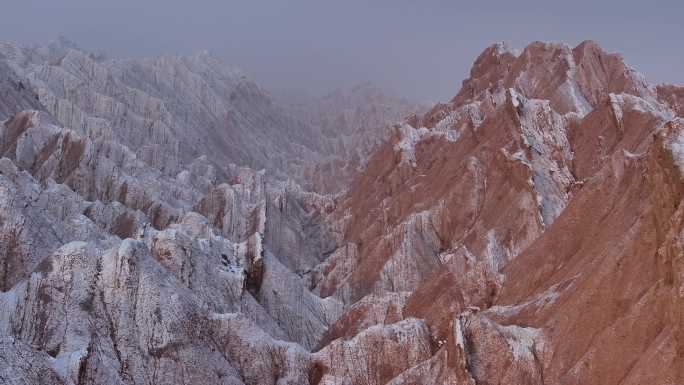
[0,38,682,385]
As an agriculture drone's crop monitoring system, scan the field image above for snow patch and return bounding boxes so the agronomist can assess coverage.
[485,230,506,273]
[395,123,460,166]
[663,119,684,174]
[453,316,466,350]
[557,79,592,117]
[208,311,237,321]
[55,241,89,256]
[395,124,430,166]
[610,93,674,128]
[609,94,625,128]
[498,324,543,361]
[559,49,592,117]
[0,286,21,334]
[52,347,89,382]
[622,149,645,159]
[252,232,263,263]
[508,89,574,227]
[494,42,521,58]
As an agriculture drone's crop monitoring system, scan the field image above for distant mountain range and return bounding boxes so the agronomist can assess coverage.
[0,38,681,385]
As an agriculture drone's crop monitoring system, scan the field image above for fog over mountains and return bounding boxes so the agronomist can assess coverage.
[2,0,683,100]
[0,33,683,385]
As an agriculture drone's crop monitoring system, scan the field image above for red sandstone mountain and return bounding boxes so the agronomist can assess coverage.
[311,40,683,384]
[0,39,682,385]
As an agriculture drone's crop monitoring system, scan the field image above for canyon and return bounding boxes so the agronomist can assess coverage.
[0,38,682,385]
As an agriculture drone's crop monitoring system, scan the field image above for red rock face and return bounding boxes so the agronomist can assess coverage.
[658,84,684,117]
[495,118,683,384]
[312,41,683,384]
[453,40,652,116]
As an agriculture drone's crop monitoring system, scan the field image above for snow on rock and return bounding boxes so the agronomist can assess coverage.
[609,92,675,129]
[463,313,546,384]
[317,292,409,347]
[484,229,508,278]
[313,318,432,385]
[498,323,544,361]
[487,275,578,318]
[659,118,684,175]
[656,84,684,116]
[494,41,522,58]
[376,210,443,292]
[508,89,575,227]
[0,337,66,385]
[559,47,593,117]
[431,101,484,135]
[395,123,430,166]
[395,120,459,167]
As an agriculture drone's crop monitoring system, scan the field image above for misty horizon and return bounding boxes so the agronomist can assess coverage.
[1,2,683,384]
[1,0,682,102]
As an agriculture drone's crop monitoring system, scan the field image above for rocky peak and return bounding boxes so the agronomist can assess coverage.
[307,40,683,384]
[451,40,654,119]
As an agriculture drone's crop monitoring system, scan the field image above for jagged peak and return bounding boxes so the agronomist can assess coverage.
[474,40,572,65]
[496,41,521,56]
[453,39,657,119]
[573,39,603,54]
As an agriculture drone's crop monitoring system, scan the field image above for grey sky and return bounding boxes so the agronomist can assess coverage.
[2,0,683,101]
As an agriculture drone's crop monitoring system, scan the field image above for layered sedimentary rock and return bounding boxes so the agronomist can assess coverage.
[0,102,340,384]
[0,39,418,192]
[0,38,320,181]
[0,61,45,120]
[310,40,682,384]
[0,38,682,385]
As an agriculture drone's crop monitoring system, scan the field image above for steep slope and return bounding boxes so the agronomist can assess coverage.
[0,107,339,384]
[0,39,418,191]
[0,61,45,120]
[486,115,683,385]
[309,40,682,385]
[1,38,682,385]
[0,38,321,182]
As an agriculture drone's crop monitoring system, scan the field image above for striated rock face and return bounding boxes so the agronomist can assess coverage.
[0,39,320,181]
[1,38,682,385]
[0,104,340,382]
[0,61,45,120]
[311,40,682,385]
[657,84,684,117]
[0,39,419,193]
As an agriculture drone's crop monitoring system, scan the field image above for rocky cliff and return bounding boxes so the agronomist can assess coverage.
[0,39,682,385]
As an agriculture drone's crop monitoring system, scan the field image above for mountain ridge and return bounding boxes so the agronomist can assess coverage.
[0,38,682,385]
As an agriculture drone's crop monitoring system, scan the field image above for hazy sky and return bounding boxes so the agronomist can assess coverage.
[2,0,683,101]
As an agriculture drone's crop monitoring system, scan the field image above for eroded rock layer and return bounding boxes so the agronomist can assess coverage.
[0,39,682,385]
